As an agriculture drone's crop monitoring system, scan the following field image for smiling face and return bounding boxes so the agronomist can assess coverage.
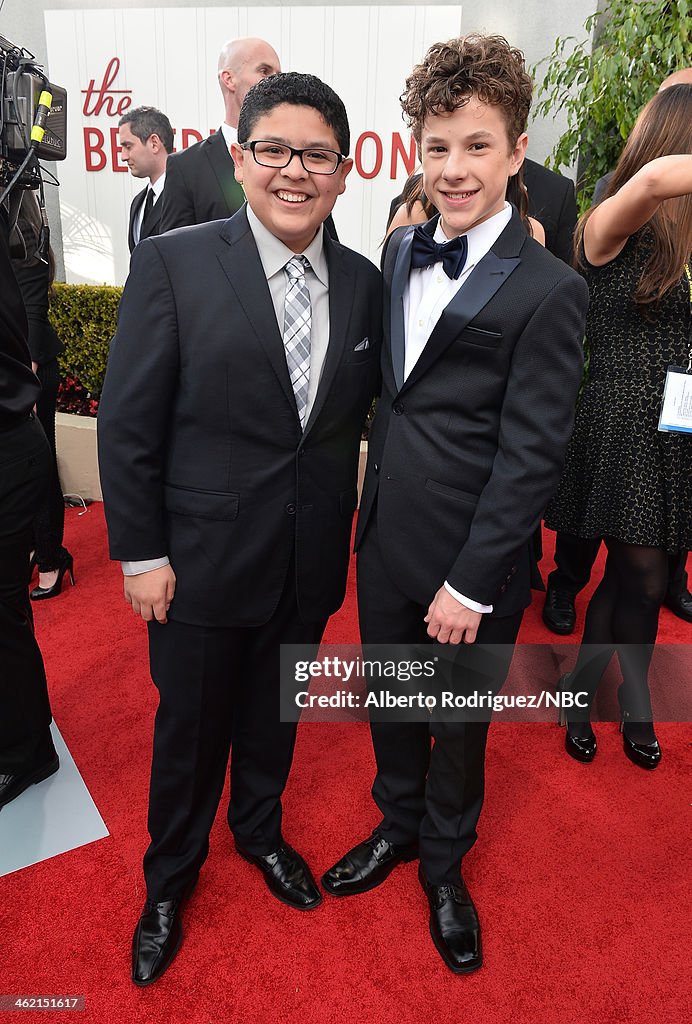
[232,103,352,252]
[421,96,527,238]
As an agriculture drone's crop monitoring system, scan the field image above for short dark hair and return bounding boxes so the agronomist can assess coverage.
[401,34,532,148]
[237,72,350,155]
[118,105,174,153]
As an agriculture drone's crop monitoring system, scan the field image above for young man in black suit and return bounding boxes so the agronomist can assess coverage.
[159,37,280,231]
[118,106,174,253]
[322,35,589,974]
[98,72,381,986]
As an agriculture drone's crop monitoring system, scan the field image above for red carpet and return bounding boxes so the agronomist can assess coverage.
[2,505,690,1024]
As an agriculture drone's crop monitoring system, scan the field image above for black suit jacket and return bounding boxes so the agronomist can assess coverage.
[387,157,577,265]
[160,128,339,239]
[357,211,589,616]
[159,130,246,233]
[98,207,381,627]
[128,184,163,254]
[522,158,577,265]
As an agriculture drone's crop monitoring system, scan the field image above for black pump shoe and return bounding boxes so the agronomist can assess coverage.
[557,674,596,763]
[617,685,661,770]
[30,552,75,601]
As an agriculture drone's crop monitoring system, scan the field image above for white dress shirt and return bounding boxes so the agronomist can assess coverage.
[220,122,238,151]
[403,202,513,614]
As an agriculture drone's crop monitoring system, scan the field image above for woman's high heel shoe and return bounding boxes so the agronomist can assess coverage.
[30,553,75,601]
[558,673,597,763]
[617,686,661,770]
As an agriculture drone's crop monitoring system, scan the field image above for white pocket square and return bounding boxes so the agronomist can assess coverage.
[354,337,370,352]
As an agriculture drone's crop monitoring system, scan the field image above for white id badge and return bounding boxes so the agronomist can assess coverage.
[658,366,692,434]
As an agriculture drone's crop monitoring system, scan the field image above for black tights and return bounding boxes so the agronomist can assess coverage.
[568,538,668,738]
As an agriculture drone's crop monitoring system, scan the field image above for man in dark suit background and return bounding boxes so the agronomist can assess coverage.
[521,157,576,263]
[98,72,381,987]
[159,37,280,231]
[322,35,589,975]
[117,106,174,253]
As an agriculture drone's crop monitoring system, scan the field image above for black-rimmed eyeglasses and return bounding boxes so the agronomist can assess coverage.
[241,140,345,175]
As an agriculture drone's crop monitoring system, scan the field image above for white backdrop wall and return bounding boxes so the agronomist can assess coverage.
[2,0,598,284]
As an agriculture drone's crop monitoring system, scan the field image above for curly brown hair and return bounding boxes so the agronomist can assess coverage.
[401,35,533,148]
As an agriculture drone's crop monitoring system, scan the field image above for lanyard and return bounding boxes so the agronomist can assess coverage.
[685,263,692,373]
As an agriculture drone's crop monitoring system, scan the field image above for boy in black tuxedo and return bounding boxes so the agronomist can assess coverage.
[322,35,589,974]
[98,73,381,986]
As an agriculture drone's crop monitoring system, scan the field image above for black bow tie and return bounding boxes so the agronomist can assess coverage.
[410,226,468,279]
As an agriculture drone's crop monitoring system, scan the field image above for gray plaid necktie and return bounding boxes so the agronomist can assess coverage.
[283,255,312,428]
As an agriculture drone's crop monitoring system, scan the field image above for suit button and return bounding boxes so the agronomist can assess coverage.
[298,449,307,458]
[500,584,507,593]
[373,463,379,474]
[285,503,296,515]
[392,402,404,415]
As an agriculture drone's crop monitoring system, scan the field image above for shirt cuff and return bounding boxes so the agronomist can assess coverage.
[121,556,170,576]
[443,581,493,614]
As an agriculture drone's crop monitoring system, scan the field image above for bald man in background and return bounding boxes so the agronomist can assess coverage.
[544,65,692,636]
[159,37,281,231]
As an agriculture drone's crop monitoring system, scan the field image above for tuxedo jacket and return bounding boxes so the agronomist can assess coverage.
[128,185,163,254]
[357,210,589,616]
[98,206,381,628]
[387,158,577,265]
[160,128,339,239]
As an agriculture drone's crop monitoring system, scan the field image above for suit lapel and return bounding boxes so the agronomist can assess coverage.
[205,129,246,215]
[128,187,146,251]
[399,210,525,395]
[302,232,352,436]
[216,209,298,419]
[389,224,417,392]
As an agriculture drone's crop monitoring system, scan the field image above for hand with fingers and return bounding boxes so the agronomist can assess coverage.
[124,565,176,624]
[425,586,482,645]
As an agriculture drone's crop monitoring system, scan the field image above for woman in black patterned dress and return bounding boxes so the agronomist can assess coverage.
[545,85,692,769]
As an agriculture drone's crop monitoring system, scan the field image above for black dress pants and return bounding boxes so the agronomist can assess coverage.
[357,521,523,885]
[143,572,326,900]
[0,416,55,772]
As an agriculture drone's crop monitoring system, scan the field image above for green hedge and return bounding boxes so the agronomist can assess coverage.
[50,282,122,396]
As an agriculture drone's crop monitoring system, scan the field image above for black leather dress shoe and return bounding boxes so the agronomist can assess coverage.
[321,830,418,896]
[542,585,577,635]
[131,876,198,987]
[132,899,183,986]
[0,754,59,810]
[664,589,692,623]
[419,866,482,974]
[235,841,321,910]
